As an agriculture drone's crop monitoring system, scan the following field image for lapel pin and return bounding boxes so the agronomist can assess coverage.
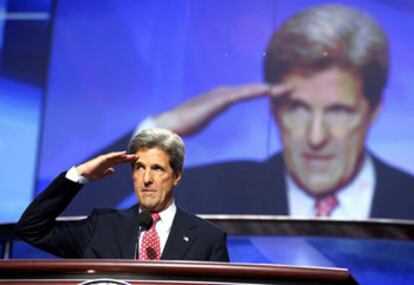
[183,236,189,242]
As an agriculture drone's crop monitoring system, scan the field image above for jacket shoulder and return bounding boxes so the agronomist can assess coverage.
[176,208,226,235]
[371,155,414,219]
[373,155,414,185]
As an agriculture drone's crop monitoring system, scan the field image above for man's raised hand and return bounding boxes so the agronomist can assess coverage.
[75,151,136,181]
[153,83,292,136]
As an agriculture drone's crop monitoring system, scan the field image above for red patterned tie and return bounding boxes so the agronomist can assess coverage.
[139,213,161,260]
[315,195,338,217]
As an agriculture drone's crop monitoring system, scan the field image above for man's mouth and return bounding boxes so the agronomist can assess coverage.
[303,153,334,160]
[302,153,334,170]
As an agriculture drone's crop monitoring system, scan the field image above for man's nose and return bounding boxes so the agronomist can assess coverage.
[306,111,330,149]
[143,170,154,186]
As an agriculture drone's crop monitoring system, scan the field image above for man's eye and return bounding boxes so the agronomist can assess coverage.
[134,164,144,170]
[153,166,164,172]
[290,103,306,111]
[283,101,308,113]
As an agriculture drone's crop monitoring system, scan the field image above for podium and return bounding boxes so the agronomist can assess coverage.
[0,259,358,284]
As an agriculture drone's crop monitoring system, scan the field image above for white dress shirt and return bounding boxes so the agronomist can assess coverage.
[287,154,376,219]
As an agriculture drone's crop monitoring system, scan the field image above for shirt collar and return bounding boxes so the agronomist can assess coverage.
[139,200,177,230]
[158,200,177,230]
[335,155,375,218]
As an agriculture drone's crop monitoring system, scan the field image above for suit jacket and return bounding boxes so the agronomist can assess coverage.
[174,152,414,219]
[15,173,229,261]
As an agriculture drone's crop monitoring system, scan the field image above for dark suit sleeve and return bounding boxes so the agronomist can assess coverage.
[208,231,230,262]
[14,172,95,258]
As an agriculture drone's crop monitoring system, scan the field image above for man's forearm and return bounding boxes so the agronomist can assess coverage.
[14,172,83,251]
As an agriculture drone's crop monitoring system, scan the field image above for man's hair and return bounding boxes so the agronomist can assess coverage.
[264,4,388,108]
[128,128,185,174]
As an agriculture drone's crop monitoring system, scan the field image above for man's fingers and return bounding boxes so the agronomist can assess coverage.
[109,154,137,164]
[269,83,293,98]
[229,83,293,102]
[102,151,137,165]
[102,151,128,160]
[234,84,272,100]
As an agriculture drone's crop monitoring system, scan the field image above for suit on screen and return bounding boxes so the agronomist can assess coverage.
[175,152,414,219]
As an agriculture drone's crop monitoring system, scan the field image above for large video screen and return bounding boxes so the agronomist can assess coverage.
[0,0,52,223]
[34,0,414,220]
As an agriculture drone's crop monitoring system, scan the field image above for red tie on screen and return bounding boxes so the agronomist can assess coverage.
[139,213,161,260]
[315,195,338,217]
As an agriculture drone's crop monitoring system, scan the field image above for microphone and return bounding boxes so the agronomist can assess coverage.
[138,210,153,230]
[135,211,152,259]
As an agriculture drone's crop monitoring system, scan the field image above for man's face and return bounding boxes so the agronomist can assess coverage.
[273,67,378,196]
[132,147,181,212]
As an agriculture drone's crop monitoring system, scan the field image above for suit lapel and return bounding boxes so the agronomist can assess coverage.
[161,208,195,260]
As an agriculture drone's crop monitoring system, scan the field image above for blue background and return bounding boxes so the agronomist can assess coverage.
[0,0,52,222]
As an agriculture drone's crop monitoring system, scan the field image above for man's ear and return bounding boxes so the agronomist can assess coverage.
[173,172,182,186]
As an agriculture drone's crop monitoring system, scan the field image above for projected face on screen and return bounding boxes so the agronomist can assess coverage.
[35,1,414,220]
[272,67,377,196]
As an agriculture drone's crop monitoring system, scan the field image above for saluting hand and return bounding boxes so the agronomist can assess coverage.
[153,83,292,136]
[75,151,137,181]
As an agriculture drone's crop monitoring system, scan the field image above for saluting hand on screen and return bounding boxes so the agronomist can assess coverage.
[75,151,136,181]
[153,83,292,136]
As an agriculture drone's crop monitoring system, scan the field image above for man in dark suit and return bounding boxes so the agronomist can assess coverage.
[15,128,229,261]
